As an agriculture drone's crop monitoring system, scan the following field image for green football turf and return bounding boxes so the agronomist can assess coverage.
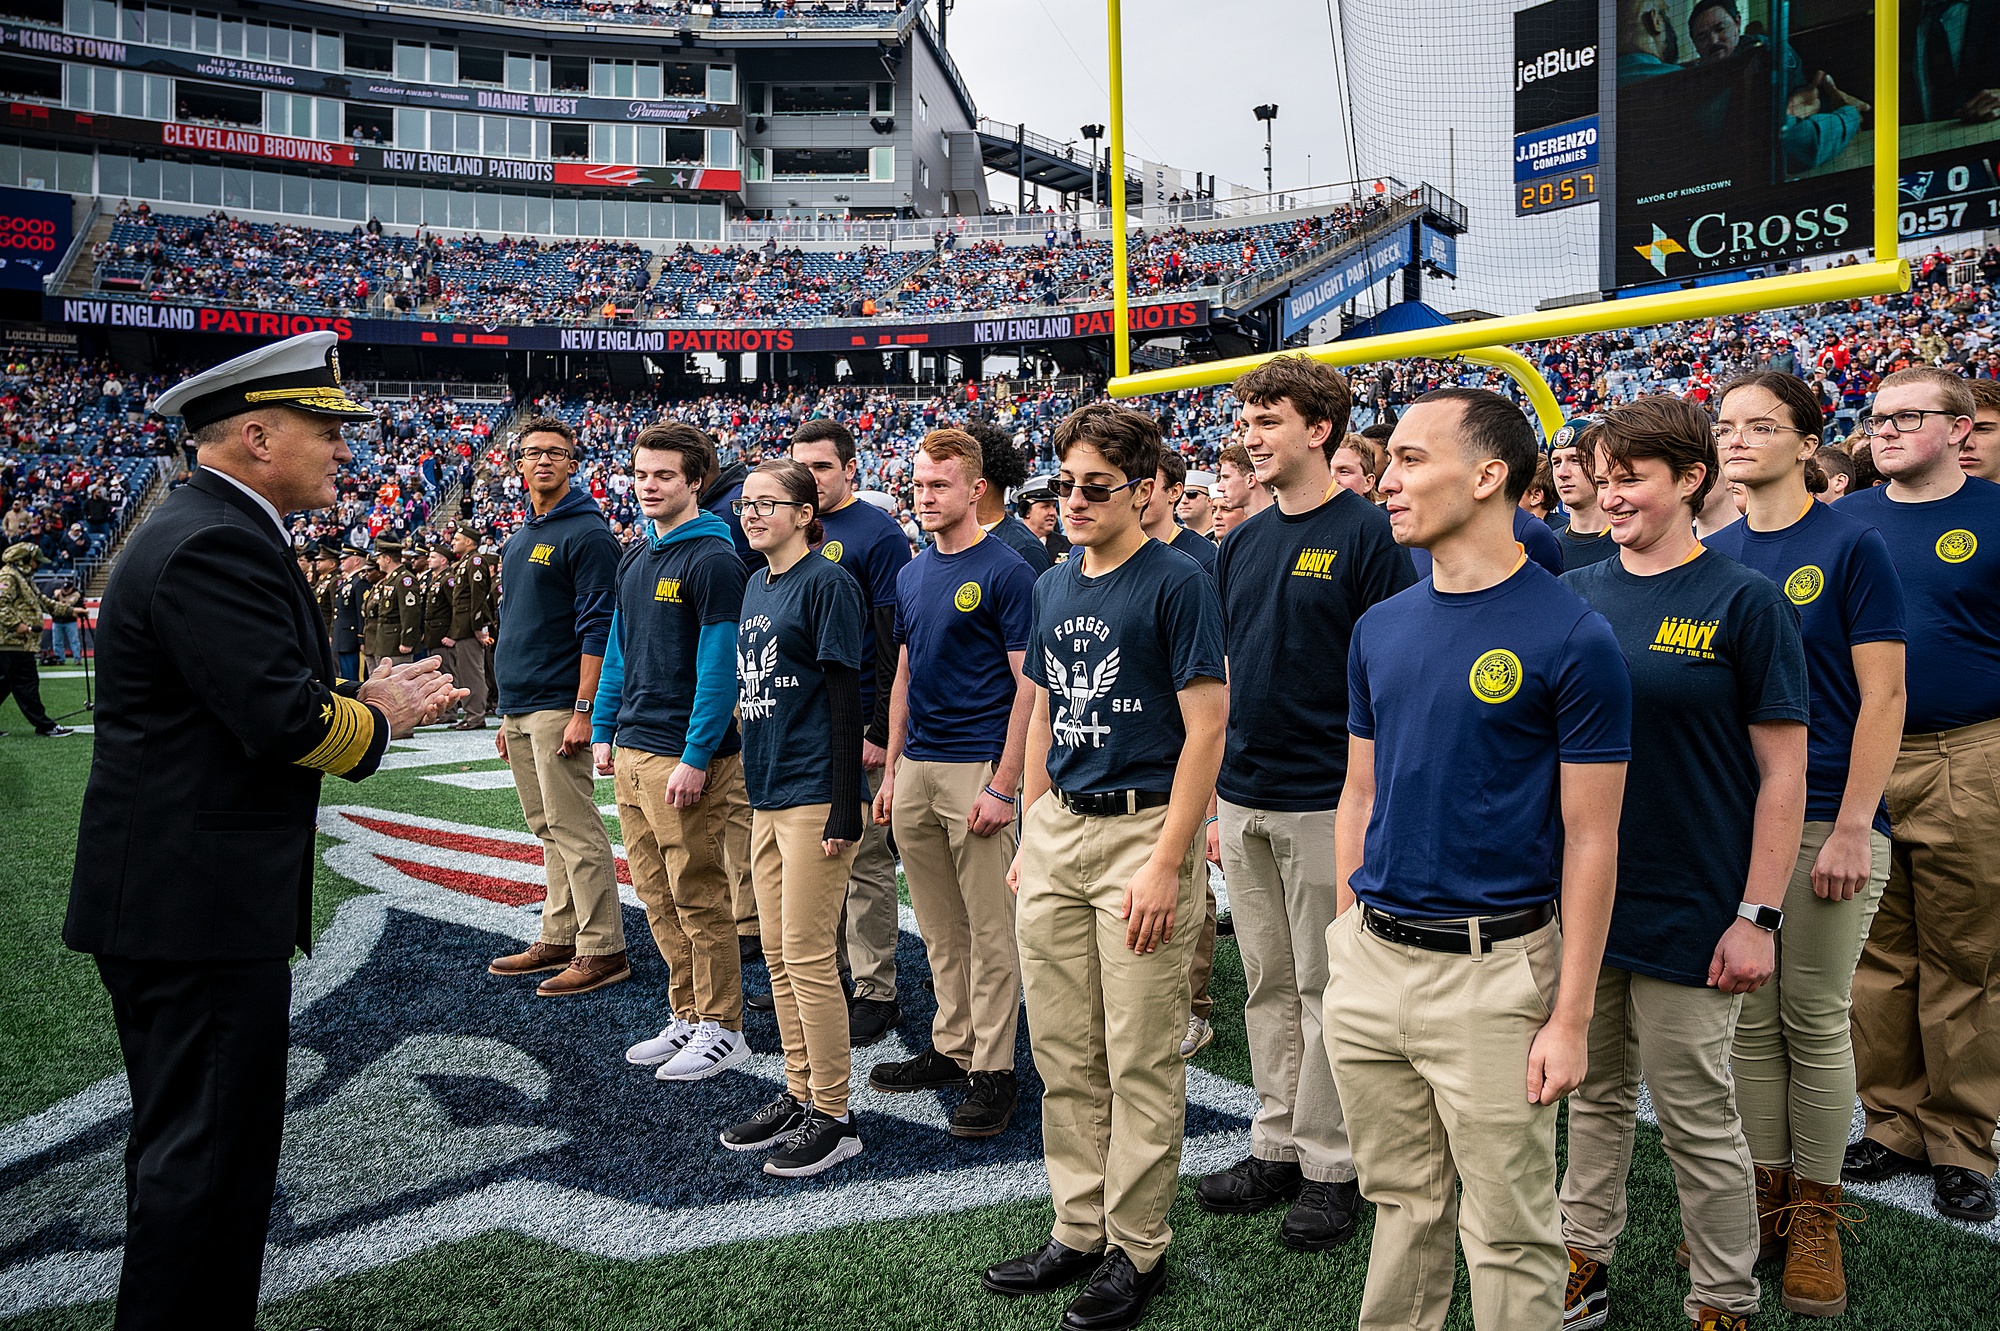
[4,667,1997,1330]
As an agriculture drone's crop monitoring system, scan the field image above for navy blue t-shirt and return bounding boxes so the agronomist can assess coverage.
[1169,525,1219,577]
[737,554,866,811]
[1563,551,1811,987]
[1029,538,1226,795]
[1409,508,1565,579]
[1837,477,2000,733]
[1215,489,1417,811]
[1555,521,1621,570]
[816,496,911,723]
[989,512,1053,574]
[894,533,1037,763]
[1348,562,1630,919]
[495,487,620,715]
[1709,501,1904,832]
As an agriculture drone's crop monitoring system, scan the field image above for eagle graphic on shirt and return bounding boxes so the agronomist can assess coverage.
[1046,645,1120,749]
[736,639,781,721]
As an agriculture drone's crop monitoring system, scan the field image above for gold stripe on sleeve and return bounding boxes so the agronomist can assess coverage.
[295,694,377,776]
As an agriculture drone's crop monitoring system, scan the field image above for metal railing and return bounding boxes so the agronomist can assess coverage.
[1216,197,1422,310]
[45,198,101,295]
[355,381,513,402]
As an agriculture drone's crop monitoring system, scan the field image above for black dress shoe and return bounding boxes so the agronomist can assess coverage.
[870,1045,970,1094]
[1061,1246,1167,1331]
[982,1238,1106,1297]
[1933,1165,1998,1222]
[1280,1178,1361,1250]
[744,988,776,1012]
[849,995,900,1046]
[1196,1154,1303,1214]
[951,1070,1017,1138]
[1842,1137,1926,1182]
[739,934,763,967]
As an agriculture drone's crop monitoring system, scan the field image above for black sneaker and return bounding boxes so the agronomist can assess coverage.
[1933,1164,1998,1222]
[951,1070,1017,1139]
[738,934,763,967]
[849,993,900,1046]
[744,988,776,1012]
[869,1045,970,1094]
[1564,1245,1608,1330]
[1279,1178,1360,1250]
[719,1093,807,1152]
[1196,1155,1303,1214]
[1842,1137,1926,1182]
[763,1107,863,1178]
[37,726,74,738]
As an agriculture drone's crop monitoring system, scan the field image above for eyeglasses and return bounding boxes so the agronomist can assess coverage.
[1712,420,1807,443]
[731,497,807,517]
[1859,408,1967,436]
[1053,476,1144,503]
[518,446,574,462]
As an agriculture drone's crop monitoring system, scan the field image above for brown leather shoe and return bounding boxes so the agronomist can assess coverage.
[488,941,575,976]
[451,715,489,730]
[1677,1163,1790,1269]
[1779,1174,1862,1317]
[537,950,632,996]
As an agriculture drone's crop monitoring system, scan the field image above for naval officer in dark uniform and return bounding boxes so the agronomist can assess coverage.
[63,330,464,1331]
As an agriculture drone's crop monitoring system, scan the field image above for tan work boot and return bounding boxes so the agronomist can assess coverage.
[488,941,575,976]
[1780,1175,1863,1317]
[537,949,632,996]
[1677,1162,1791,1269]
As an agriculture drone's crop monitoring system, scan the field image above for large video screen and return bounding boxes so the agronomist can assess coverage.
[1608,0,2000,290]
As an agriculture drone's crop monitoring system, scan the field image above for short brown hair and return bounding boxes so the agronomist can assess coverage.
[1335,433,1383,481]
[792,418,857,466]
[1218,443,1253,476]
[918,427,984,483]
[1233,354,1353,460]
[1598,396,1720,511]
[633,421,716,490]
[1411,387,1540,503]
[515,415,577,454]
[1967,378,2000,415]
[1052,403,1162,483]
[1815,445,1856,491]
[1876,366,1975,420]
[1156,448,1187,491]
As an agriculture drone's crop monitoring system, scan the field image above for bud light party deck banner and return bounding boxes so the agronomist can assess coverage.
[0,187,71,291]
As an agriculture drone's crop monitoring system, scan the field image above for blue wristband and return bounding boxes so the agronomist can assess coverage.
[982,785,1017,806]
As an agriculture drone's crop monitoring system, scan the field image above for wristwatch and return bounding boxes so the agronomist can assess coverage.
[1736,902,1783,932]
[573,699,592,714]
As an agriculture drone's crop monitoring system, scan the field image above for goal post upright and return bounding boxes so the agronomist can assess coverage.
[1107,0,1131,380]
[1105,0,1909,405]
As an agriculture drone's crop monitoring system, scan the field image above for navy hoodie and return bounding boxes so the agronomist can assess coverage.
[496,486,621,715]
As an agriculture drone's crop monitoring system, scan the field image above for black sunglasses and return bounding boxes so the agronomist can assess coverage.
[1053,476,1144,503]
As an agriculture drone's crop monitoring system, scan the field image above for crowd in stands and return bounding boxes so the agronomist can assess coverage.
[89,197,1399,325]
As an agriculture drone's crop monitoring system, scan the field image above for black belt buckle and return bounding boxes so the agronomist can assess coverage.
[1054,788,1167,817]
[1363,901,1555,955]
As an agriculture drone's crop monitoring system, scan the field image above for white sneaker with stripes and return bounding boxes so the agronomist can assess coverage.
[658,1022,751,1082]
[625,1016,695,1067]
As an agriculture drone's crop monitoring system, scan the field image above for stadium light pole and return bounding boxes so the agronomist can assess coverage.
[1081,123,1104,214]
[1106,0,1129,378]
[1254,104,1278,196]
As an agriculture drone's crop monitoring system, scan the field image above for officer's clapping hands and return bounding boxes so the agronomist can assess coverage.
[358,656,468,738]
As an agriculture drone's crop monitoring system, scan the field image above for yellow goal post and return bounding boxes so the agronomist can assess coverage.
[1102,0,1910,411]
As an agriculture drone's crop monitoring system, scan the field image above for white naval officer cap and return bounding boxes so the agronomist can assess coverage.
[152,330,375,431]
[1182,470,1216,495]
[854,489,898,515]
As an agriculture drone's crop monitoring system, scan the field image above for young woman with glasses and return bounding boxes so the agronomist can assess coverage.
[717,459,871,1178]
[1704,371,1907,1317]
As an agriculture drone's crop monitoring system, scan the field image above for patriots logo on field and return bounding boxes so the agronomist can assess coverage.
[0,804,1257,1317]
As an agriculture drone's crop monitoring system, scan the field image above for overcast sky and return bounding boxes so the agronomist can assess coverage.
[941,0,1602,317]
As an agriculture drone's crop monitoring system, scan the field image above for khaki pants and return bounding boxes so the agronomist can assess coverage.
[1733,821,1890,1184]
[616,748,749,1030]
[724,786,758,938]
[842,765,900,998]
[892,758,1020,1071]
[502,709,625,956]
[753,803,864,1115]
[364,652,411,681]
[1217,800,1354,1182]
[1325,910,1565,1331]
[1016,795,1204,1272]
[1561,968,1758,1322]
[1187,885,1217,1022]
[1853,715,2000,1173]
[443,638,488,720]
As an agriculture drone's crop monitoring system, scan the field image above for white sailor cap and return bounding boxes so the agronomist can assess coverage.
[1182,469,1216,495]
[152,330,374,431]
[854,489,899,515]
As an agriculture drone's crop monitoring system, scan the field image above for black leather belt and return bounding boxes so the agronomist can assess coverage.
[1053,788,1172,817]
[1362,900,1557,955]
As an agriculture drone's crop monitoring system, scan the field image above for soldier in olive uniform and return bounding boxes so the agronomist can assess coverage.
[0,540,71,737]
[312,540,340,645]
[332,543,368,682]
[363,537,423,676]
[443,523,500,729]
[420,544,452,656]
